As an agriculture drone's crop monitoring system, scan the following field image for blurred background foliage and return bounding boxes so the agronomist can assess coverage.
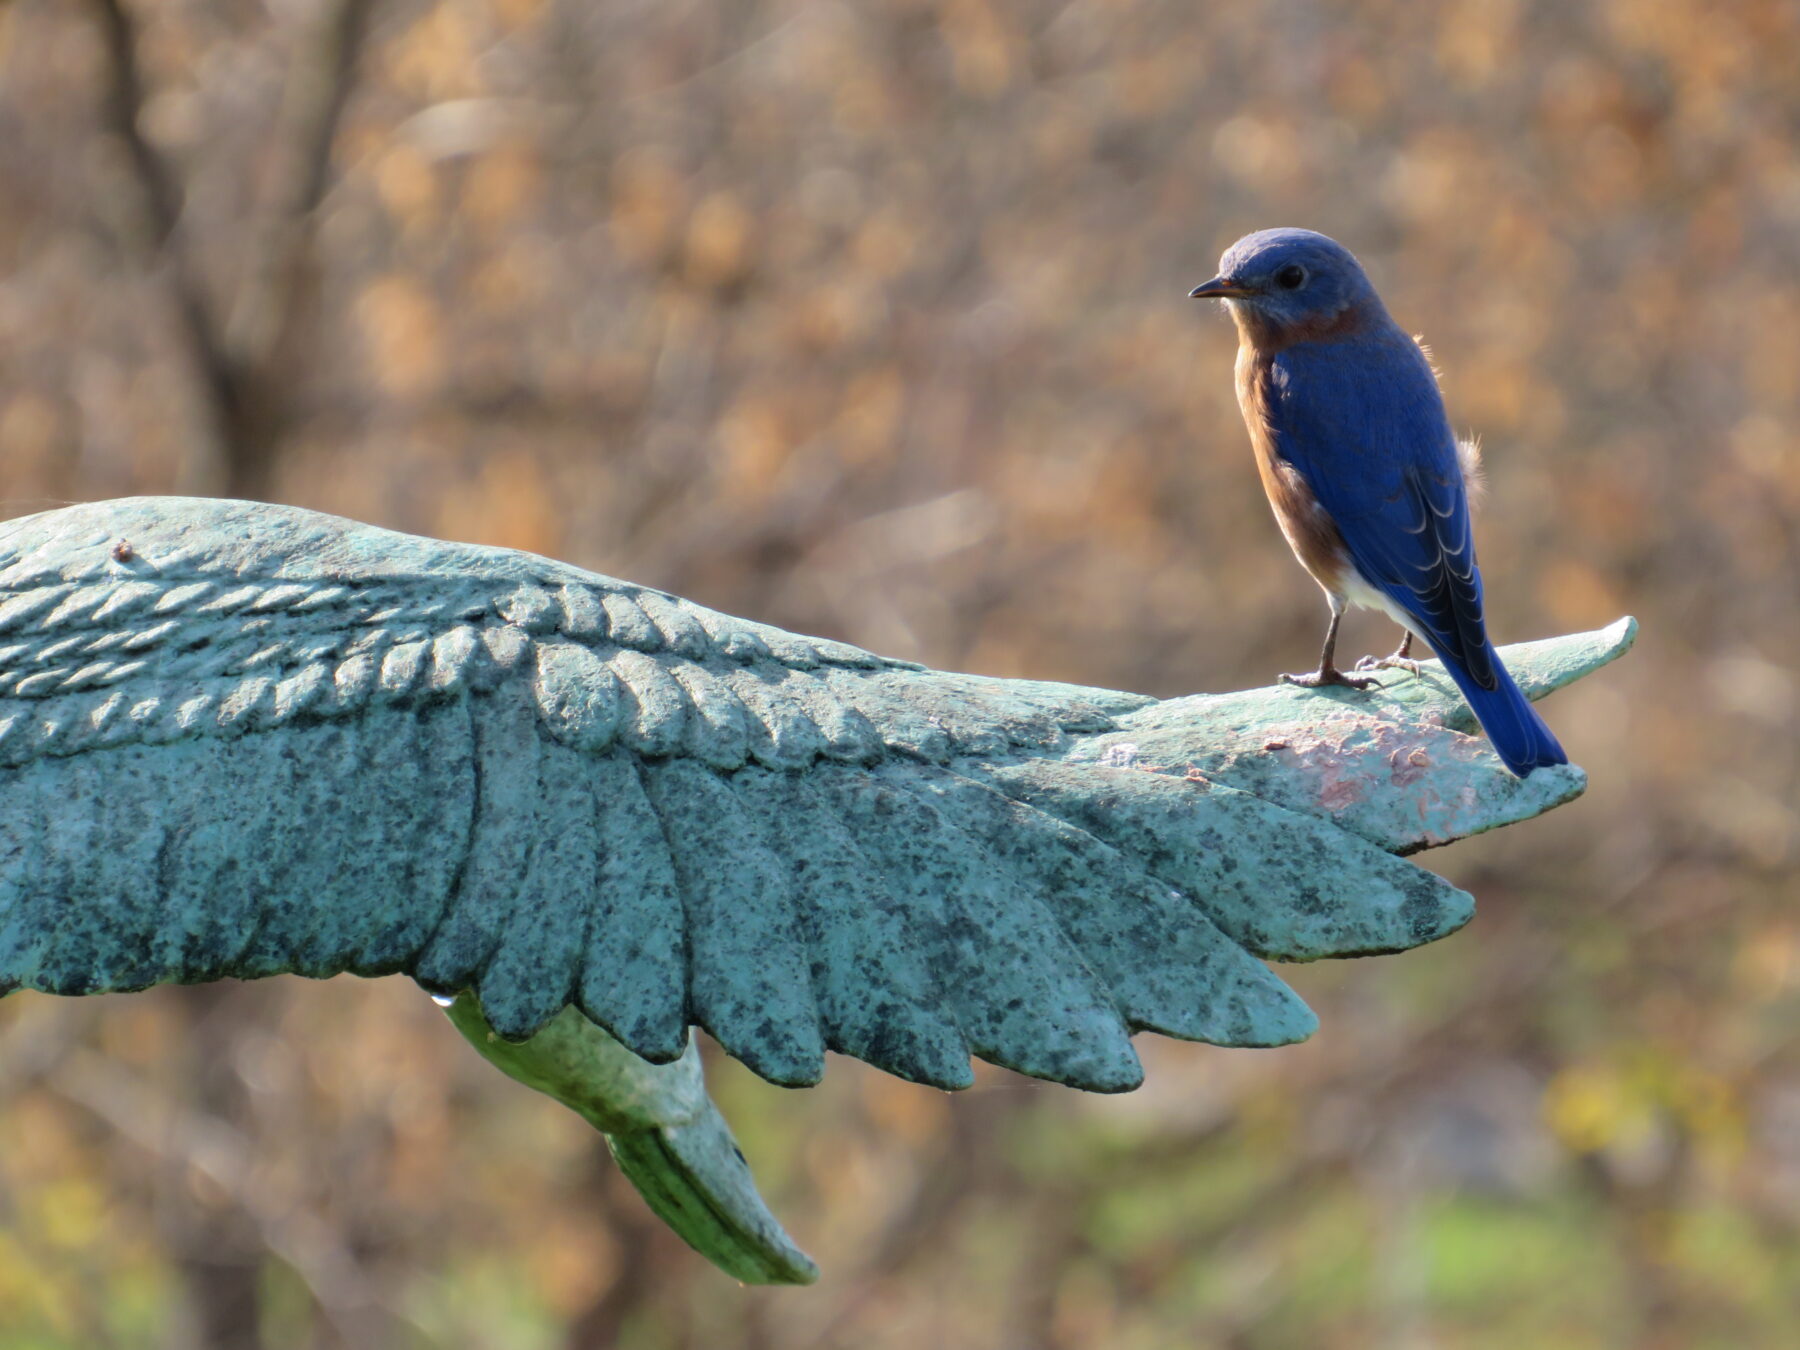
[0,0,1797,1345]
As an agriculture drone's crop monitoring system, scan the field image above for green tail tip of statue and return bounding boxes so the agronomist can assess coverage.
[439,993,818,1286]
[605,1113,819,1285]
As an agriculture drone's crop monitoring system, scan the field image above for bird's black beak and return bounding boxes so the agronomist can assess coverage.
[1188,276,1253,299]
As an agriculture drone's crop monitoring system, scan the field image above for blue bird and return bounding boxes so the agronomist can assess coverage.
[1190,228,1566,777]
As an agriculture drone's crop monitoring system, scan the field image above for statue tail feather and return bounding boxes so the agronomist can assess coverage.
[606,1110,818,1285]
[440,992,816,1285]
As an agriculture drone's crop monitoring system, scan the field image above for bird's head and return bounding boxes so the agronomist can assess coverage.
[1189,228,1385,343]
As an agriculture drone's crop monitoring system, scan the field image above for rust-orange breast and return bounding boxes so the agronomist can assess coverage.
[1233,339,1352,596]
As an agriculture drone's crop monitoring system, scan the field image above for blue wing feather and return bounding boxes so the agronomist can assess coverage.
[1264,333,1497,690]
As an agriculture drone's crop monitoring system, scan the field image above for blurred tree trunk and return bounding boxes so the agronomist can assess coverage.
[84,2,376,1344]
[87,0,373,500]
[169,984,273,1350]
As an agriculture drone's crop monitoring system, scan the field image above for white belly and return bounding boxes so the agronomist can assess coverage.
[1336,565,1422,638]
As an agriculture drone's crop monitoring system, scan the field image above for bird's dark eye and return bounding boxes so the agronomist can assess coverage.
[1275,264,1307,290]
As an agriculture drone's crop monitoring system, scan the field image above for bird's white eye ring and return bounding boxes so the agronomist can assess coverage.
[1275,264,1307,290]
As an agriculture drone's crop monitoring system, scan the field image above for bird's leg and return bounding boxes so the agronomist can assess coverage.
[1280,604,1380,691]
[1356,628,1423,676]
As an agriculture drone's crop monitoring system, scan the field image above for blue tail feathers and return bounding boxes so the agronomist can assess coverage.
[1437,646,1568,777]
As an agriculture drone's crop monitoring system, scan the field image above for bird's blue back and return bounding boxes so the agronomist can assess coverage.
[1262,325,1498,691]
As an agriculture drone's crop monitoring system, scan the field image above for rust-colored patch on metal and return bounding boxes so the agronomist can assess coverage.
[1247,718,1373,814]
[1388,745,1435,787]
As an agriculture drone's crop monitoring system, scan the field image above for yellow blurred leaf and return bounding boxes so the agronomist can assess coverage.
[487,0,546,30]
[852,211,917,280]
[859,1072,950,1149]
[1537,558,1621,630]
[382,2,484,102]
[434,447,562,557]
[470,238,549,314]
[835,366,906,464]
[0,392,63,479]
[31,1178,107,1252]
[789,278,883,351]
[5,1094,84,1183]
[939,0,1016,98]
[95,995,181,1068]
[717,394,793,500]
[684,190,756,289]
[374,143,442,231]
[530,1214,620,1317]
[354,275,445,398]
[462,142,542,238]
[1544,1063,1646,1154]
[609,149,687,267]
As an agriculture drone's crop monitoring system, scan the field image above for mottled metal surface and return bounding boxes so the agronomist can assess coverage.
[1074,618,1636,856]
[0,497,1634,1080]
[0,497,1633,1282]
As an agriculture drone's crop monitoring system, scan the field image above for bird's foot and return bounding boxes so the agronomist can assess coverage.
[1279,666,1381,692]
[1354,651,1423,677]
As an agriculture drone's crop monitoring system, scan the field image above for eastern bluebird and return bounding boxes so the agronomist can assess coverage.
[1190,228,1566,776]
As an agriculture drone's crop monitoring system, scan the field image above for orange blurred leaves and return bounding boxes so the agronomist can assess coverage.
[354,275,445,398]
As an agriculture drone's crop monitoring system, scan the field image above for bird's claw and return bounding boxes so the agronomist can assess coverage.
[1354,653,1423,677]
[1279,668,1382,692]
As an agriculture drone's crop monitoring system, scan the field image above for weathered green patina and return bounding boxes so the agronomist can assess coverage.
[442,995,818,1285]
[0,497,1634,1283]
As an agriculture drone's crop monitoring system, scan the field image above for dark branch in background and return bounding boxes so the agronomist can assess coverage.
[81,5,378,1346]
[88,0,240,489]
[225,0,375,383]
[85,0,375,499]
[88,0,179,246]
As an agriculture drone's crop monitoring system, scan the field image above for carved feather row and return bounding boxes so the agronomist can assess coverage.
[0,533,1136,773]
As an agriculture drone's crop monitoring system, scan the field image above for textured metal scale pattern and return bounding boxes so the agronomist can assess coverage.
[0,497,1631,1101]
